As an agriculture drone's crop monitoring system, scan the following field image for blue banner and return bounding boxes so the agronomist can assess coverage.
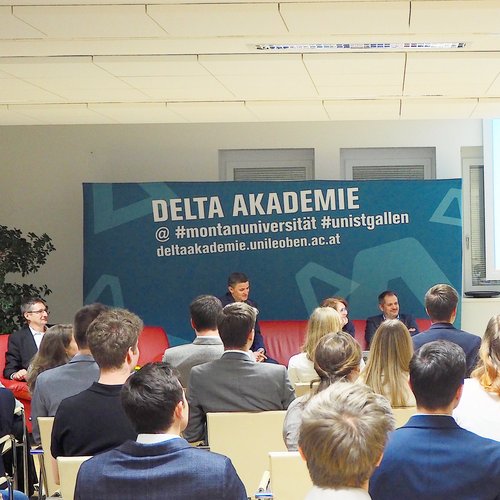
[83,179,462,345]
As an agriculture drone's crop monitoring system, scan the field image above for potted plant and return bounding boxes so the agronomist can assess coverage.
[0,225,55,334]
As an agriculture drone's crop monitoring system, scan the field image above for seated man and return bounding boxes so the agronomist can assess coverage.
[365,290,418,347]
[162,295,224,388]
[299,383,394,499]
[370,340,500,500]
[51,308,140,481]
[412,283,480,376]
[183,302,295,443]
[4,297,50,380]
[31,303,107,444]
[219,272,268,362]
[74,362,247,500]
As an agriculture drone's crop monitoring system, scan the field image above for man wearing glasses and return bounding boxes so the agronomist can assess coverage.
[4,297,50,380]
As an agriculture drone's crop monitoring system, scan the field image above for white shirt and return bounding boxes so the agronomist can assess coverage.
[306,486,371,499]
[453,377,500,441]
[137,433,181,444]
[29,326,44,349]
[287,353,316,384]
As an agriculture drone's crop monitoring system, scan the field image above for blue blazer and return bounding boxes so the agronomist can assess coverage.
[412,323,481,375]
[75,437,247,500]
[370,415,500,500]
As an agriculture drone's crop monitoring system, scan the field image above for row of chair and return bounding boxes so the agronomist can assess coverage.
[31,405,416,500]
[207,406,417,499]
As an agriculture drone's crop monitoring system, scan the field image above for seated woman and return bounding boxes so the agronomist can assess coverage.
[453,314,500,441]
[287,307,343,384]
[283,331,361,451]
[27,324,77,393]
[320,296,355,338]
[359,319,415,407]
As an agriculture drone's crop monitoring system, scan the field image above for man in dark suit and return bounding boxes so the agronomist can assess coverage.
[219,271,267,362]
[74,362,246,500]
[370,340,500,500]
[183,301,295,443]
[365,290,419,347]
[4,297,49,380]
[412,284,480,375]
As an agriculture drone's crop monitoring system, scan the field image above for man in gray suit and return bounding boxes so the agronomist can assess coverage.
[30,303,108,444]
[183,302,295,443]
[162,295,224,388]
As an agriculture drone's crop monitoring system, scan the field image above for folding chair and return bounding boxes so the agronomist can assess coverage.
[37,417,58,497]
[207,411,287,495]
[268,451,311,499]
[392,406,417,428]
[57,456,92,500]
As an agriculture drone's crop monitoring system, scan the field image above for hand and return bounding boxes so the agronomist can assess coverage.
[12,369,27,381]
[254,349,267,363]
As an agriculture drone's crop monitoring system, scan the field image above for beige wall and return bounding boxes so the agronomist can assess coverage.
[0,119,482,325]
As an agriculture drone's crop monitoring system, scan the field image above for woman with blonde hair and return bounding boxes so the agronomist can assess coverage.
[454,314,500,441]
[287,307,343,384]
[359,319,415,407]
[283,331,362,450]
[27,324,77,392]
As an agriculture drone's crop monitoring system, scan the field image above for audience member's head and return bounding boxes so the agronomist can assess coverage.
[410,340,466,411]
[424,284,458,322]
[27,324,75,391]
[87,308,142,370]
[121,362,186,434]
[73,303,109,350]
[303,307,343,360]
[472,314,500,396]
[299,383,394,490]
[227,272,250,302]
[314,332,361,392]
[217,302,256,349]
[190,295,223,333]
[320,297,349,327]
[362,319,414,407]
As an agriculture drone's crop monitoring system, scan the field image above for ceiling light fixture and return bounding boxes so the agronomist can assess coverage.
[255,42,466,51]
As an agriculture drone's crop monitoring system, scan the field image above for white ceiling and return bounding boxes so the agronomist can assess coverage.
[1,0,500,124]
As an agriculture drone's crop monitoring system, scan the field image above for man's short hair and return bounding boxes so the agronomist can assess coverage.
[87,308,143,370]
[190,295,223,332]
[299,383,394,489]
[121,362,184,434]
[410,340,466,410]
[378,291,397,304]
[21,297,47,316]
[424,284,458,322]
[227,272,249,287]
[217,302,256,349]
[73,303,108,349]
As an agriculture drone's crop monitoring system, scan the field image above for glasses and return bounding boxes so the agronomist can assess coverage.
[27,308,49,315]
